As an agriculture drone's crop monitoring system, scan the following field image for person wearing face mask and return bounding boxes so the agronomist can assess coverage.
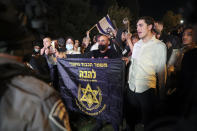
[34,47,40,54]
[29,40,50,82]
[32,41,41,56]
[65,37,81,54]
[91,35,121,58]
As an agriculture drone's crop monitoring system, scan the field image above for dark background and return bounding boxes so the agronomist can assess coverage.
[0,0,192,54]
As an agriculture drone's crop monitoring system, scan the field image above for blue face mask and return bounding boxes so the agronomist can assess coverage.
[66,44,73,51]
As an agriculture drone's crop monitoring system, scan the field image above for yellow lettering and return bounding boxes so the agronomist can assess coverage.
[79,69,96,79]
[79,70,83,78]
[87,71,92,78]
[84,71,88,78]
[80,63,93,67]
[92,69,96,78]
[94,63,108,68]
[69,62,80,67]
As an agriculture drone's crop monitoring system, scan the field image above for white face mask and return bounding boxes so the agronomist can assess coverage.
[34,48,40,53]
[66,44,73,51]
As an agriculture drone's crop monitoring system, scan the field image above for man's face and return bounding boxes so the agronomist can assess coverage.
[166,42,172,49]
[66,39,74,50]
[66,39,74,45]
[93,36,97,43]
[121,32,126,42]
[98,36,109,46]
[154,22,163,33]
[182,29,193,45]
[131,37,139,45]
[137,19,152,39]
[82,37,90,47]
[34,45,40,50]
[74,40,79,47]
[43,38,51,48]
[98,36,109,52]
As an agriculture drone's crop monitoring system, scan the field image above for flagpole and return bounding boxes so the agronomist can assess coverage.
[88,24,96,32]
[128,21,130,34]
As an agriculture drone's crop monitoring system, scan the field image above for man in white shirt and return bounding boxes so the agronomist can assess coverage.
[125,16,167,130]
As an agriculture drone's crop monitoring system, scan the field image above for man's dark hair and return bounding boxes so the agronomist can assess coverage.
[32,40,42,47]
[131,33,139,40]
[42,36,52,40]
[57,37,65,46]
[183,25,193,33]
[138,16,154,31]
[155,20,164,25]
[65,36,74,43]
[94,34,102,42]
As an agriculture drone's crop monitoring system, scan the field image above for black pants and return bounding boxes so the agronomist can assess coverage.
[124,87,160,131]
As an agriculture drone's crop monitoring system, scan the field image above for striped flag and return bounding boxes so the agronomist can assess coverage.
[96,15,115,35]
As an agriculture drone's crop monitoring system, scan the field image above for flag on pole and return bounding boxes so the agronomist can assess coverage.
[96,15,115,35]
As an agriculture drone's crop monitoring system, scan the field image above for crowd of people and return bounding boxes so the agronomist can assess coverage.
[1,0,197,130]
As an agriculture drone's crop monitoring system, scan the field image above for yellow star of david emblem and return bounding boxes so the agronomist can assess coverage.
[80,83,99,108]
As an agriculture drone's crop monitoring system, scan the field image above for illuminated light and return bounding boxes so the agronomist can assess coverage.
[180,20,184,24]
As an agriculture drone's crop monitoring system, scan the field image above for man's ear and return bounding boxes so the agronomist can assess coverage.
[148,24,153,31]
[107,39,110,45]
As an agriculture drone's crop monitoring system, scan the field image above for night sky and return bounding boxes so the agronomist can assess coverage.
[137,0,186,19]
[92,0,187,20]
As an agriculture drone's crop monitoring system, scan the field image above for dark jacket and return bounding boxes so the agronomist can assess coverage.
[112,29,127,57]
[29,55,50,82]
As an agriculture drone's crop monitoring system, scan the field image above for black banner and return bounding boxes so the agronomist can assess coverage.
[57,58,125,126]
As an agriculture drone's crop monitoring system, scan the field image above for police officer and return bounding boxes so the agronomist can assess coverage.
[0,1,71,131]
[0,56,71,131]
